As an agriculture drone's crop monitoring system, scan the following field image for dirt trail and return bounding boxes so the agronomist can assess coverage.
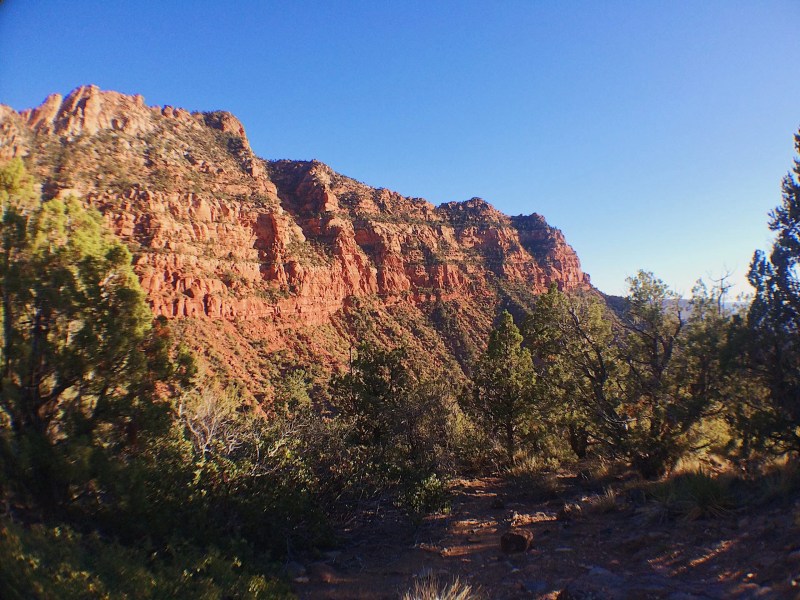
[291,475,800,599]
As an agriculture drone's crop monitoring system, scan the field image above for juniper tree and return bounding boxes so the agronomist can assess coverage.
[0,159,171,502]
[746,130,800,453]
[525,285,626,459]
[472,311,536,465]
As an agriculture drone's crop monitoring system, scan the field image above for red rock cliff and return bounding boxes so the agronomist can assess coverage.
[0,86,590,397]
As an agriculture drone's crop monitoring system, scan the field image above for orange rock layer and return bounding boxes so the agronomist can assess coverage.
[0,86,590,394]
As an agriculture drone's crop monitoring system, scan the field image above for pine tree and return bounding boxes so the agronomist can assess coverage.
[0,159,165,502]
[746,130,800,453]
[472,311,535,465]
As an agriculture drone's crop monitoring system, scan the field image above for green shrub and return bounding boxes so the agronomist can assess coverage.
[0,518,292,599]
[397,474,450,522]
[649,469,735,520]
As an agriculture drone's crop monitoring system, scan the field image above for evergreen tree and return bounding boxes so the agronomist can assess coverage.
[526,274,718,475]
[619,271,687,476]
[525,286,626,459]
[472,311,535,465]
[746,130,800,453]
[0,159,167,503]
[332,343,453,474]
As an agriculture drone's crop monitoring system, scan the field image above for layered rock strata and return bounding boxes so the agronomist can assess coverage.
[0,86,590,397]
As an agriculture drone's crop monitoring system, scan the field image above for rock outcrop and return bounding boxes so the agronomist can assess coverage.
[0,86,591,398]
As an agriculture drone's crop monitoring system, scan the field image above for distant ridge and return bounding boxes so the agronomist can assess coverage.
[0,86,591,399]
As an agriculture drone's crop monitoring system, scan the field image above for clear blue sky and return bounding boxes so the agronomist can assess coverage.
[2,1,798,296]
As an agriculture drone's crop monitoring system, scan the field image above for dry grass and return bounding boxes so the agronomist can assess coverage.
[401,576,483,600]
[557,501,584,521]
[507,454,564,500]
[587,487,619,514]
[586,459,612,481]
[755,456,800,504]
[625,454,800,522]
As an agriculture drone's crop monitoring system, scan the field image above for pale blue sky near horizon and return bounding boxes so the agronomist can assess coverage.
[1,1,798,296]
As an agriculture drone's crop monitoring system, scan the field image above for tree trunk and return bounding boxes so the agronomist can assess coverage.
[23,300,48,433]
[568,424,589,458]
[505,420,515,466]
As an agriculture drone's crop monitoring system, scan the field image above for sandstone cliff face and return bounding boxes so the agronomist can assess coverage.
[0,86,590,398]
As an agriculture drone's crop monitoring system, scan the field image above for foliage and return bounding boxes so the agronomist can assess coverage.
[471,311,536,465]
[0,159,179,506]
[331,343,459,481]
[525,285,624,460]
[0,519,292,600]
[172,381,333,553]
[0,160,296,597]
[524,275,732,477]
[617,271,690,476]
[647,468,735,520]
[396,473,450,522]
[750,455,800,504]
[506,453,565,501]
[679,278,745,455]
[273,368,312,415]
[445,406,495,473]
[428,299,480,372]
[745,129,800,454]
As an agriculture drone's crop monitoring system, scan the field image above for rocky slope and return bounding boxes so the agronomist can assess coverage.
[0,85,590,399]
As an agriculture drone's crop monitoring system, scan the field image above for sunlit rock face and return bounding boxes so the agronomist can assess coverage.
[0,86,591,398]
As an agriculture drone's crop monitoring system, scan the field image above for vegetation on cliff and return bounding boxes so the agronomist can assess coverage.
[0,96,798,597]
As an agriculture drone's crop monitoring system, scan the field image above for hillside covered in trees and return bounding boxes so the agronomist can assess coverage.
[0,90,799,598]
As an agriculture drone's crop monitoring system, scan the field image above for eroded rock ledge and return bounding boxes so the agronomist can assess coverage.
[0,85,590,392]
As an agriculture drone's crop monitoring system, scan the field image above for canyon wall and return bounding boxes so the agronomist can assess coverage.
[0,86,590,399]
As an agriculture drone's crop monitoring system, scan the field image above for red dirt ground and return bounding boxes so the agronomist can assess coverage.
[290,473,800,599]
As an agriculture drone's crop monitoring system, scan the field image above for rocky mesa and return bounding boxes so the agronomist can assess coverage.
[0,85,590,399]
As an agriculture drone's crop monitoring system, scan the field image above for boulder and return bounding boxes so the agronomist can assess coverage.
[500,529,533,553]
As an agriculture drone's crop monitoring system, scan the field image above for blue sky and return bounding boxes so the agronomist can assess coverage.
[2,1,798,296]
